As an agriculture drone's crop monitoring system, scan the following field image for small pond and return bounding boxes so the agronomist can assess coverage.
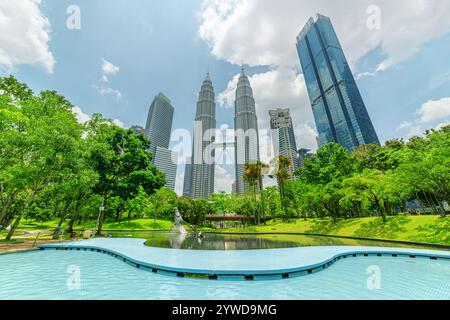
[106,231,443,251]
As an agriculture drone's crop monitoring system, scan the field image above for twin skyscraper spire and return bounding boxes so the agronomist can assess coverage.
[184,68,261,199]
[149,14,380,199]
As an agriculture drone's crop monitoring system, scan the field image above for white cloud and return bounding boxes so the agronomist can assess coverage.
[218,67,316,155]
[95,59,122,99]
[215,165,233,193]
[294,123,318,152]
[435,121,450,130]
[356,71,377,80]
[100,59,120,82]
[396,121,413,131]
[416,97,450,123]
[112,119,124,128]
[72,106,91,124]
[96,86,122,100]
[396,97,450,139]
[0,0,55,73]
[199,0,450,71]
[71,105,125,129]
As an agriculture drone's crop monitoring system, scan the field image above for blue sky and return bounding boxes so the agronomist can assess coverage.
[1,0,450,193]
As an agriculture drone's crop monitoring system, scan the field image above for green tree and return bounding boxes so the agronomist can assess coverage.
[180,198,211,231]
[210,191,232,214]
[150,187,178,224]
[270,155,294,220]
[243,161,268,224]
[85,115,166,236]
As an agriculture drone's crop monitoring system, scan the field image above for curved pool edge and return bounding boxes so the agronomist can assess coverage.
[38,238,450,281]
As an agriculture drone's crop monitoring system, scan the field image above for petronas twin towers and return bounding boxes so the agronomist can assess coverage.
[184,68,260,199]
[189,73,216,199]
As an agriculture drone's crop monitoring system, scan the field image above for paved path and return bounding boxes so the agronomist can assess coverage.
[39,238,450,277]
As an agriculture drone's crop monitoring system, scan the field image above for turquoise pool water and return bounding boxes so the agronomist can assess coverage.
[0,250,449,300]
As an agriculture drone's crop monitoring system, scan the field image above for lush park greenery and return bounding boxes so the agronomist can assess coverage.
[0,76,167,239]
[1,76,448,246]
[216,215,450,245]
[214,128,449,226]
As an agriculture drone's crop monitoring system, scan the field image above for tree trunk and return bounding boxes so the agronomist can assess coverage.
[68,202,82,236]
[374,196,387,223]
[0,191,17,226]
[6,191,37,240]
[96,197,107,236]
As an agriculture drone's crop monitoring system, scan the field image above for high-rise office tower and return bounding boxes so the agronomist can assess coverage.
[190,73,216,199]
[145,92,178,191]
[145,92,174,153]
[296,14,379,151]
[234,68,260,195]
[269,108,299,174]
[131,125,145,135]
[298,148,314,166]
[153,147,177,190]
[182,157,192,197]
[231,181,237,195]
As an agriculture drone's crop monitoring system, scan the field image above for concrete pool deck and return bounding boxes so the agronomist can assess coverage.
[39,238,450,280]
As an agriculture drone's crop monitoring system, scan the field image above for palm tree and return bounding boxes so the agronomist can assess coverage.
[269,155,293,220]
[243,161,269,224]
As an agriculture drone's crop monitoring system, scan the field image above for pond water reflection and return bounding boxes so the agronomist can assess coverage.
[106,231,441,251]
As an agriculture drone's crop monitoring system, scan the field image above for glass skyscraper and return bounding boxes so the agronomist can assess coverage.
[145,92,178,191]
[145,92,174,153]
[296,14,379,151]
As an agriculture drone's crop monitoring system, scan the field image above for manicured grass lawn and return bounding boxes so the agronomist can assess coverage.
[18,218,174,231]
[216,215,450,246]
[11,215,449,246]
[0,239,24,244]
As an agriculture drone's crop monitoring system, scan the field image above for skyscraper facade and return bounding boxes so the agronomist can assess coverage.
[182,157,192,197]
[131,125,145,135]
[190,73,216,199]
[298,148,314,166]
[296,14,379,151]
[234,68,260,195]
[153,147,177,190]
[269,108,299,174]
[144,92,177,191]
[145,92,174,153]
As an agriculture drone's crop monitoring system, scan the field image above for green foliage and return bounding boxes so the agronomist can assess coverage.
[0,76,167,239]
[178,198,211,229]
[150,187,178,218]
[210,191,232,214]
[290,126,450,223]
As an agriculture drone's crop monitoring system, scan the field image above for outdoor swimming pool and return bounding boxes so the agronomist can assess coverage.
[0,249,449,300]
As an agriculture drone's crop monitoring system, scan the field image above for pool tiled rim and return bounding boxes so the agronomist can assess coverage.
[39,238,450,281]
